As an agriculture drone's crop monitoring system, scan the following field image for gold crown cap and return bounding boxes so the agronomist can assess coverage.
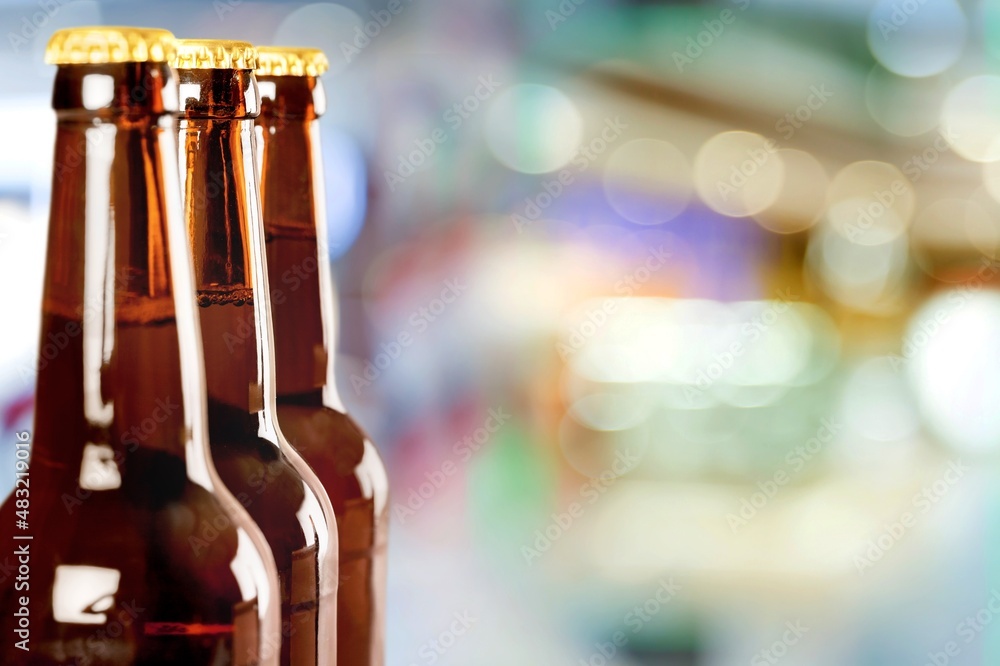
[174,39,257,70]
[45,27,177,65]
[255,47,329,77]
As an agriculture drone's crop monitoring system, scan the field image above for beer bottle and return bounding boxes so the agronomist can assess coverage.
[0,27,282,665]
[256,47,389,666]
[173,40,340,666]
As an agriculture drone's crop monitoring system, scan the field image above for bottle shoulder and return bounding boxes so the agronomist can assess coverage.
[209,428,331,546]
[274,402,388,504]
[0,477,260,602]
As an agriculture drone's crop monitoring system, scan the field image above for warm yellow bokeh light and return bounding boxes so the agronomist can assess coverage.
[911,198,995,251]
[753,149,828,234]
[825,161,915,246]
[694,131,785,218]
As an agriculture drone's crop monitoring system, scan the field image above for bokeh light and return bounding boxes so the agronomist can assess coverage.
[9,2,1000,664]
[981,159,1000,205]
[908,291,1000,453]
[272,3,364,76]
[866,0,967,78]
[865,66,949,137]
[485,84,583,174]
[753,149,828,234]
[826,160,915,246]
[840,357,920,443]
[323,128,368,259]
[941,75,1000,163]
[694,131,785,218]
[911,199,993,250]
[808,223,910,312]
[602,138,692,226]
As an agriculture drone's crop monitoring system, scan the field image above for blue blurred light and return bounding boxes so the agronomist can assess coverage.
[322,127,368,260]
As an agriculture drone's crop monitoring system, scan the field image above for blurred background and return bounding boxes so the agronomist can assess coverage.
[2,0,1000,663]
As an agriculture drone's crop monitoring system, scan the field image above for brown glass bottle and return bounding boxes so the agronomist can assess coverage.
[0,27,282,665]
[174,40,339,666]
[256,48,389,666]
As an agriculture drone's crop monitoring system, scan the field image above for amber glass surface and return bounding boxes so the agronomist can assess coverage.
[0,62,281,665]
[257,74,389,666]
[177,67,339,666]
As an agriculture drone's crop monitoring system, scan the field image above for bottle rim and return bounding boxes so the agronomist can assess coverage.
[45,26,177,65]
[174,39,258,71]
[256,46,329,78]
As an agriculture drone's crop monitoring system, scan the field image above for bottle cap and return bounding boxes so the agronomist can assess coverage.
[256,47,329,77]
[174,39,257,70]
[45,26,177,65]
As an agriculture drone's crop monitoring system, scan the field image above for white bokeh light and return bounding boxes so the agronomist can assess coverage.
[485,84,583,174]
[841,357,920,442]
[941,75,1000,163]
[907,291,1000,454]
[867,0,967,78]
[273,3,365,76]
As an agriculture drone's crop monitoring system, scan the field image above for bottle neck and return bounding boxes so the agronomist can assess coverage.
[178,68,281,431]
[39,62,206,468]
[257,76,324,239]
[257,75,325,121]
[257,75,345,412]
